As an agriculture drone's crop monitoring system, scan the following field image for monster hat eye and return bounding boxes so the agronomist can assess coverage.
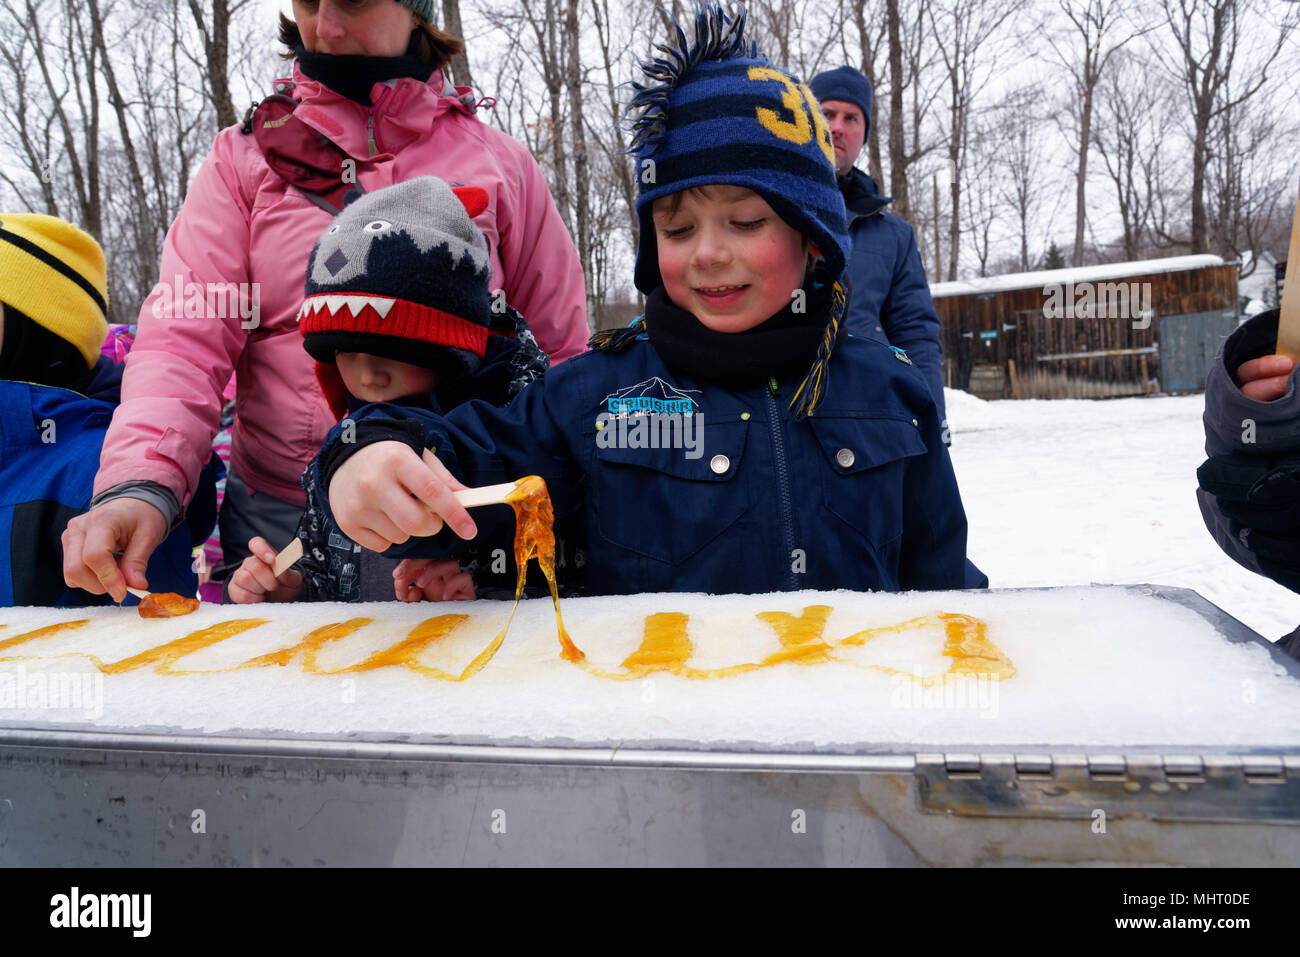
[364,220,392,232]
[327,225,340,234]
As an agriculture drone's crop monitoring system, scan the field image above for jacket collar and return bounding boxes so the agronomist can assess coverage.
[839,166,891,222]
[275,61,477,160]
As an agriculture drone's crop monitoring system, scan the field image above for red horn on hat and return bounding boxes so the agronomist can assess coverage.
[451,186,489,219]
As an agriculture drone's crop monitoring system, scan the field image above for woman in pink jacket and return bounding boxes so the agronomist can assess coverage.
[62,0,589,602]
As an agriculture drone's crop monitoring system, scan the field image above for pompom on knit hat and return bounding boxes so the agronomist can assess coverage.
[298,175,506,419]
[809,66,873,139]
[0,213,108,369]
[599,1,850,417]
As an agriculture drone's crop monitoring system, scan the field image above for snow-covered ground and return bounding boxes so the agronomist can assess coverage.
[946,388,1300,643]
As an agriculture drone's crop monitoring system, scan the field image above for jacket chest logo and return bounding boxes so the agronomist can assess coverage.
[595,376,704,460]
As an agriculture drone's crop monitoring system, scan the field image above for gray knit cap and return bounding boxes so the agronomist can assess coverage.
[398,0,435,21]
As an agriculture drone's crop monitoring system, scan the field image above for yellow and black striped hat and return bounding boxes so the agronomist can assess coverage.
[0,213,108,368]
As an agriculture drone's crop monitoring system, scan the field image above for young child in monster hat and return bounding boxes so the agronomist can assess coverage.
[305,4,985,597]
[229,175,550,604]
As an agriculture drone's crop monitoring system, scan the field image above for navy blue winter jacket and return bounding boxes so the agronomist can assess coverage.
[1197,308,1300,656]
[311,335,986,596]
[0,358,213,606]
[839,168,948,432]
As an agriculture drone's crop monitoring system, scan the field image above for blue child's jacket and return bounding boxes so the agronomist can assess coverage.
[0,358,211,606]
[310,332,986,596]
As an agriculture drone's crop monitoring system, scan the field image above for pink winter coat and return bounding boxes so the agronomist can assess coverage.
[95,64,589,508]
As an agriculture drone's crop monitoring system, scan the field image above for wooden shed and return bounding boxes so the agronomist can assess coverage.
[930,255,1238,399]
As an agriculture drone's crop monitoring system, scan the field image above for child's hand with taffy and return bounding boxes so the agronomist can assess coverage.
[229,536,303,603]
[328,442,478,553]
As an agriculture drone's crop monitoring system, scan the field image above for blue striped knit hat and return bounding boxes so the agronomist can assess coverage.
[604,2,850,417]
[626,3,850,295]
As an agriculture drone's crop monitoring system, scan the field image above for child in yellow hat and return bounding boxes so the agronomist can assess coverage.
[0,213,213,606]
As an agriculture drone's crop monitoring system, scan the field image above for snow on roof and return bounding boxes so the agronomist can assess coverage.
[930,254,1226,298]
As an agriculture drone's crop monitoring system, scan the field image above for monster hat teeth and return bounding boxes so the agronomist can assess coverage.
[298,293,398,322]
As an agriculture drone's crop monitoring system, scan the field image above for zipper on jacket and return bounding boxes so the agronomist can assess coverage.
[765,378,798,591]
[366,85,394,157]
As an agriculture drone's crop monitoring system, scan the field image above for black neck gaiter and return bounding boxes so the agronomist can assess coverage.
[643,280,840,388]
[296,45,434,106]
[0,306,89,388]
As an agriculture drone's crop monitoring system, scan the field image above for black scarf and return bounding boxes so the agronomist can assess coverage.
[643,280,842,388]
[296,45,434,106]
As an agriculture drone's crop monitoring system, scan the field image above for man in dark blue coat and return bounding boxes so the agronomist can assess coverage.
[811,67,948,441]
[1196,307,1300,658]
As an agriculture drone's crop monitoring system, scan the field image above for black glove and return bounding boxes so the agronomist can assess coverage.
[1197,449,1300,589]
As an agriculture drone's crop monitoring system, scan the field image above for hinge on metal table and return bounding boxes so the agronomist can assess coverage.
[913,751,1300,823]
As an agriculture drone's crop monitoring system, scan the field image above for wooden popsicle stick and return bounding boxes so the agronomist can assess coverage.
[1277,183,1300,360]
[265,476,517,577]
[420,448,517,508]
[124,586,150,600]
[452,483,518,508]
[271,538,304,578]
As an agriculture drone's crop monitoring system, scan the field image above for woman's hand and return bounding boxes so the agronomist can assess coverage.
[327,442,477,552]
[393,558,477,602]
[229,537,303,603]
[1236,354,1294,402]
[61,498,168,602]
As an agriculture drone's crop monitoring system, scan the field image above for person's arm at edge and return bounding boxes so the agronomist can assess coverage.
[494,140,590,363]
[1198,309,1300,579]
[93,128,254,507]
[897,397,985,590]
[879,219,948,434]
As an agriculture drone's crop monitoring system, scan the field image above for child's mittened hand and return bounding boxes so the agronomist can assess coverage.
[327,441,477,552]
[393,558,477,602]
[228,536,303,604]
[1236,354,1294,402]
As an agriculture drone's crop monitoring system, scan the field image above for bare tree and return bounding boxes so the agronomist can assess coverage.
[1154,0,1297,252]
[1040,0,1143,266]
[927,0,1025,280]
[1092,48,1171,261]
[1208,90,1300,269]
[884,0,948,222]
[0,0,115,242]
[994,86,1049,272]
[845,0,887,186]
[587,0,642,270]
[504,0,573,232]
[185,0,255,130]
[441,0,477,91]
[563,0,593,320]
[960,111,1001,276]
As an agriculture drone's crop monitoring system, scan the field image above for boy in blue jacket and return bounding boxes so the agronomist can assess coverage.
[0,214,209,606]
[308,3,985,597]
